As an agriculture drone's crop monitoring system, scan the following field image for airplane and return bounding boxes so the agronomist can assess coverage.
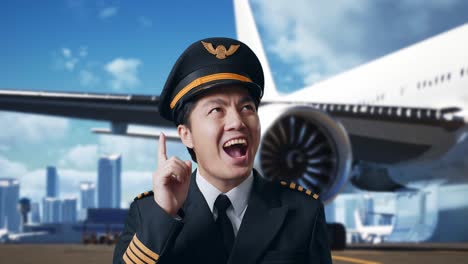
[1,0,467,248]
[349,210,394,244]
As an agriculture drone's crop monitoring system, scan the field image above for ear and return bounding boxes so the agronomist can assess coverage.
[177,124,194,148]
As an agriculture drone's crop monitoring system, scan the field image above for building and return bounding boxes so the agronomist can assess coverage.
[79,181,96,220]
[30,202,41,223]
[42,197,61,223]
[98,154,121,208]
[62,198,77,223]
[80,181,96,209]
[46,166,58,198]
[0,178,21,232]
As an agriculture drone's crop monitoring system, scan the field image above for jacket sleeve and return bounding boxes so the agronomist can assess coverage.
[113,198,184,264]
[308,201,333,264]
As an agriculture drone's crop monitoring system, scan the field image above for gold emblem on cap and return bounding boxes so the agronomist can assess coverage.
[201,41,240,59]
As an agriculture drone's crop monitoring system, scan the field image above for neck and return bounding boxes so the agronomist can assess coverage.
[197,167,251,193]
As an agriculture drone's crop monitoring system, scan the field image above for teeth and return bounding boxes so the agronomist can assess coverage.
[223,138,247,148]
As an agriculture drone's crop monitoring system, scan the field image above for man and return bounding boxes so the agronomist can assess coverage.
[113,37,332,264]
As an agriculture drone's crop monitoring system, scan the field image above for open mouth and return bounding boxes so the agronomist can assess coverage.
[223,137,248,158]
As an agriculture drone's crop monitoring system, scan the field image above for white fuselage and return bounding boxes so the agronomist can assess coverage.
[284,24,468,115]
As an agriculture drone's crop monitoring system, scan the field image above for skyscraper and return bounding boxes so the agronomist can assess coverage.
[46,166,58,198]
[62,198,77,223]
[98,154,121,208]
[43,197,61,223]
[80,181,96,209]
[79,181,96,220]
[0,178,21,232]
[30,202,41,223]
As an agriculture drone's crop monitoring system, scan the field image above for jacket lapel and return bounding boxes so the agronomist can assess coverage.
[228,170,289,264]
[178,170,227,263]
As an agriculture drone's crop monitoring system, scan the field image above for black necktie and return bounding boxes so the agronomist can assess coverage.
[214,194,235,255]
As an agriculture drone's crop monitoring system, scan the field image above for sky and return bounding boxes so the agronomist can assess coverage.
[1,0,468,208]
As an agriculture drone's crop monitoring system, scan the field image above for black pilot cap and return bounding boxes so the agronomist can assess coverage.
[159,37,264,123]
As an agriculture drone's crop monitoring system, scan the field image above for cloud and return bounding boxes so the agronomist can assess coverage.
[79,46,88,57]
[79,69,100,87]
[253,0,369,86]
[105,58,142,90]
[0,155,28,179]
[0,112,69,144]
[62,48,72,58]
[0,145,10,153]
[59,144,98,169]
[138,16,153,27]
[53,47,80,72]
[99,6,118,19]
[253,0,466,87]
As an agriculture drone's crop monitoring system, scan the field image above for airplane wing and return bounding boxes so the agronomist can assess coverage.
[0,89,173,127]
[0,89,176,138]
[262,100,466,164]
[1,88,465,154]
[305,102,466,164]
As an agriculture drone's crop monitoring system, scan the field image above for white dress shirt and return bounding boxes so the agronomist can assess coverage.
[196,170,254,236]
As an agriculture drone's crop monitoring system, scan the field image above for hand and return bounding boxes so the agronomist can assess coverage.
[153,132,192,217]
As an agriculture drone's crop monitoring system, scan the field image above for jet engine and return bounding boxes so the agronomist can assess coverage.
[255,104,353,203]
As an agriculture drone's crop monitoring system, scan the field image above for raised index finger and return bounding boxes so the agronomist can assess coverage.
[158,132,167,163]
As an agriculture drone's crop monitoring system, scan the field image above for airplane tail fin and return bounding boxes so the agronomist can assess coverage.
[234,0,280,101]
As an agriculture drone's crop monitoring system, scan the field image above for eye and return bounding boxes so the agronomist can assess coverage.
[242,104,255,112]
[209,107,222,114]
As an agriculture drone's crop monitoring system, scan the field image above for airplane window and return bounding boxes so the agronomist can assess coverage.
[447,73,451,80]
[422,80,426,87]
[441,75,445,82]
[461,68,465,76]
[416,82,420,89]
[428,81,432,87]
[434,77,438,84]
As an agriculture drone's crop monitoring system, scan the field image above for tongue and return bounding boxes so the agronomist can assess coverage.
[224,145,244,158]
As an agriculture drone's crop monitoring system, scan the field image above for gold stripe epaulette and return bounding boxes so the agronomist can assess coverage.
[280,181,319,200]
[134,191,154,201]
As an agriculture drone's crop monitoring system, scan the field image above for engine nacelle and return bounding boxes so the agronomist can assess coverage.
[254,104,353,203]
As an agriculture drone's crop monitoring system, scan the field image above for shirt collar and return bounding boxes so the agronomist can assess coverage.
[196,169,254,217]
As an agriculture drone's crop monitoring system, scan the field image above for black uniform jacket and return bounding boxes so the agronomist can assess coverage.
[113,169,332,264]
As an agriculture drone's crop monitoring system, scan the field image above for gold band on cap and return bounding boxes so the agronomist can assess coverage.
[169,73,252,109]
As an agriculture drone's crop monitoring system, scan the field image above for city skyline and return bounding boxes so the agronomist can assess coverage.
[0,153,125,232]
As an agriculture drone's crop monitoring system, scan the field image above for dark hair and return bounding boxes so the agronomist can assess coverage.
[175,100,198,163]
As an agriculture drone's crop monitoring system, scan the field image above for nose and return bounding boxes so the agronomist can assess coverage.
[225,108,246,131]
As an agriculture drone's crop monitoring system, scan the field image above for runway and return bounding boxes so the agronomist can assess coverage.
[332,243,468,264]
[0,243,466,263]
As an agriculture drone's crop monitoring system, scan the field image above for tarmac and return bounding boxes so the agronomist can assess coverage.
[0,243,467,264]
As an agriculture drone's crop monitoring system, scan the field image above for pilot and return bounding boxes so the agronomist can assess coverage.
[113,37,332,264]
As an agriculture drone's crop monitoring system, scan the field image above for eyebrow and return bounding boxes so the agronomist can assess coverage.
[202,96,254,107]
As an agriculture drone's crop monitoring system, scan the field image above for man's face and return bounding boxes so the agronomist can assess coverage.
[180,85,261,189]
